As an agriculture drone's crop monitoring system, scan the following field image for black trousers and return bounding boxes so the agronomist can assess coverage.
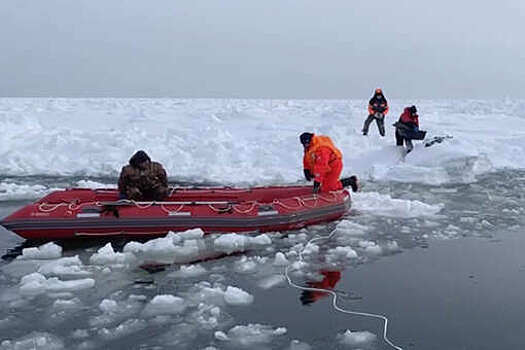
[395,129,414,153]
[362,114,385,136]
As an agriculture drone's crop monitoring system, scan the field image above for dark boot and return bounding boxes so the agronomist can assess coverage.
[376,118,385,137]
[340,176,359,192]
[362,115,375,135]
[405,139,414,154]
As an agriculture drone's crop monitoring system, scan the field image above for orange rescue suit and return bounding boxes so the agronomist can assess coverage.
[303,135,343,192]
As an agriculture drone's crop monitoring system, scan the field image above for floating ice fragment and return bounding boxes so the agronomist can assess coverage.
[287,339,312,350]
[336,329,377,346]
[18,242,62,260]
[99,299,119,313]
[353,192,443,218]
[326,246,358,262]
[19,272,95,297]
[169,264,207,278]
[38,256,90,277]
[98,319,147,340]
[89,243,136,266]
[333,220,368,236]
[53,298,81,310]
[258,275,286,290]
[215,324,287,346]
[273,252,289,266]
[214,233,272,255]
[224,286,254,306]
[143,295,186,316]
[0,332,64,350]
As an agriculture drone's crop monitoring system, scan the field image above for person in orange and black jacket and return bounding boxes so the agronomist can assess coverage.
[118,150,169,201]
[300,133,359,193]
[394,105,420,154]
[362,88,389,136]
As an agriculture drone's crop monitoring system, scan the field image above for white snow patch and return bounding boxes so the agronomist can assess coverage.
[76,179,115,189]
[0,182,59,201]
[0,98,524,186]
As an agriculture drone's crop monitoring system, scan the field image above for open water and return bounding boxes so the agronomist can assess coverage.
[1,170,525,349]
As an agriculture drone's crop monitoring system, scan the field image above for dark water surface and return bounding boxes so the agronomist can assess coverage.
[1,172,525,349]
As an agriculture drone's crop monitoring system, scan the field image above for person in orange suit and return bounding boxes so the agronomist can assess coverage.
[300,132,358,193]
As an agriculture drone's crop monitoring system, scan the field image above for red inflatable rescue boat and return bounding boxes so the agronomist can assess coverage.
[1,186,351,240]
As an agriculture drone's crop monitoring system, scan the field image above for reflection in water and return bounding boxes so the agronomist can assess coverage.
[300,270,341,305]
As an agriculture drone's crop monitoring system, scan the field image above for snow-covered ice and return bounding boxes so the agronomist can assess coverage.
[0,98,524,188]
[1,98,524,350]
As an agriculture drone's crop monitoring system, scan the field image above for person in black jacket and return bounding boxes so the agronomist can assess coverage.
[362,88,389,136]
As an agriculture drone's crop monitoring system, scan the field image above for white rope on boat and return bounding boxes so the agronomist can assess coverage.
[38,202,68,212]
[272,198,304,210]
[284,231,405,350]
[232,201,258,214]
[36,189,347,214]
[160,203,185,215]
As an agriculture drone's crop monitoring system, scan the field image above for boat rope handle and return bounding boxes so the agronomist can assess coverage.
[160,203,185,215]
[232,201,258,214]
[130,200,155,209]
[272,198,303,210]
[299,196,319,209]
[208,203,232,213]
[38,202,68,212]
[284,231,404,350]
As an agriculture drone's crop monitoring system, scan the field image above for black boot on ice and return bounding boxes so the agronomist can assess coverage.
[341,176,359,192]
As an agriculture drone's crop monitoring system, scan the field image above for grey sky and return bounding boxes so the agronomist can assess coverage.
[1,0,524,98]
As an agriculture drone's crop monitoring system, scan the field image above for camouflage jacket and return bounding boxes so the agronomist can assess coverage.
[117,161,168,201]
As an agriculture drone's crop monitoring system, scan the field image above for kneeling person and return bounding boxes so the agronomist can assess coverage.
[300,132,359,193]
[118,150,168,201]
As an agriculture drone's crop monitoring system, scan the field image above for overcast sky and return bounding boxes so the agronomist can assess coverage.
[1,0,524,99]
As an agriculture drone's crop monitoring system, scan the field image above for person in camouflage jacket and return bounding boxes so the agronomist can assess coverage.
[118,150,169,201]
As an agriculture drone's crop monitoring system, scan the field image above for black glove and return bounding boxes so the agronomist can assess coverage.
[313,181,320,193]
[304,169,313,181]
